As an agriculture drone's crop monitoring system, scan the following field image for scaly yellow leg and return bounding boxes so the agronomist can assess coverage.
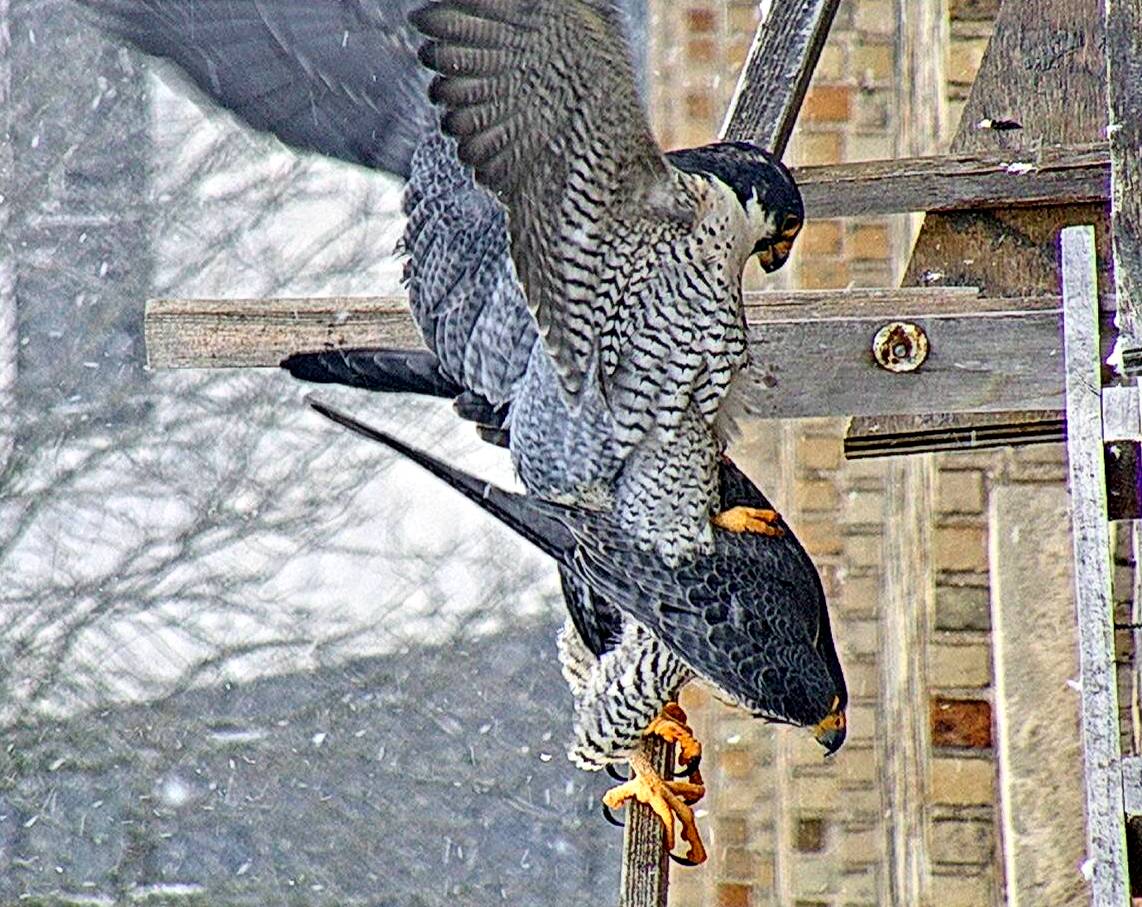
[602,745,707,864]
[645,702,702,777]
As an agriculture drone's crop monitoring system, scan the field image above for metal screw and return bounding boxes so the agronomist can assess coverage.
[872,321,929,372]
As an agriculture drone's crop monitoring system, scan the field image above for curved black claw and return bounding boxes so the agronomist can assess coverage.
[669,851,702,867]
[601,802,625,829]
[683,753,702,777]
[606,764,629,782]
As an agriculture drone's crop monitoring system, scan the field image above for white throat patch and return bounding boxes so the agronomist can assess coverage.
[744,190,778,243]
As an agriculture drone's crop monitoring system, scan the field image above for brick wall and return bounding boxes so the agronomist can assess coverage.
[643,2,1032,905]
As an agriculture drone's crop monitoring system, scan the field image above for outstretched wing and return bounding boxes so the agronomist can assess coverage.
[411,0,694,396]
[76,0,431,178]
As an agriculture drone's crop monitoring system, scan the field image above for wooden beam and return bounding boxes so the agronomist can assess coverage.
[144,290,1117,422]
[720,0,841,155]
[146,288,983,369]
[794,144,1110,219]
[1061,224,1129,904]
[144,296,422,369]
[1104,0,1142,361]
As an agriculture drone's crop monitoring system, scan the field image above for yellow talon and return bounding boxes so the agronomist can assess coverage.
[602,745,707,864]
[712,505,785,537]
[645,702,702,776]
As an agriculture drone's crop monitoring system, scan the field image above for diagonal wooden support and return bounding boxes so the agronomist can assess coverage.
[720,0,840,154]
[1061,224,1129,905]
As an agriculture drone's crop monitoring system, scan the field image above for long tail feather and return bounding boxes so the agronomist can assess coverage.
[306,397,572,562]
[283,349,463,398]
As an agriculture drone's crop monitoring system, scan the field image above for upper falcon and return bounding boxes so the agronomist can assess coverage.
[411,0,804,565]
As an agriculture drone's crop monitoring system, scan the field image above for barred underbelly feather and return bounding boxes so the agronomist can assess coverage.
[568,622,692,770]
[613,409,720,566]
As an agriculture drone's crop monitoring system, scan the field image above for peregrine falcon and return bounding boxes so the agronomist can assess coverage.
[309,398,848,864]
[285,133,829,862]
[82,0,830,863]
[410,0,805,567]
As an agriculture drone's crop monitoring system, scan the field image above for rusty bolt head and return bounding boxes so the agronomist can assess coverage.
[872,321,929,372]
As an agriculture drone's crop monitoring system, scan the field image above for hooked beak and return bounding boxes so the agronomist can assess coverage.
[755,214,802,273]
[755,238,794,273]
[813,696,847,755]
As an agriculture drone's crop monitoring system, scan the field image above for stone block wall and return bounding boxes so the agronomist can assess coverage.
[641,1,1108,904]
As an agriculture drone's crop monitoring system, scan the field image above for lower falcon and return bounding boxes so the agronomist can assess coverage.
[309,399,848,864]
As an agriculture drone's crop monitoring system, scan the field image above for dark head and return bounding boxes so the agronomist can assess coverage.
[665,140,803,272]
[814,695,847,755]
[748,655,847,757]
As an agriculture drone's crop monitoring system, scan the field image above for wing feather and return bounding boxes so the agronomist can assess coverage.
[412,0,692,396]
[77,0,431,178]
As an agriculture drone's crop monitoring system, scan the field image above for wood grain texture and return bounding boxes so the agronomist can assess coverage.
[143,291,1117,420]
[619,738,672,907]
[1060,224,1129,904]
[144,296,422,368]
[1104,0,1142,344]
[720,0,841,154]
[742,300,1116,420]
[146,288,987,368]
[794,145,1110,219]
[903,0,1111,296]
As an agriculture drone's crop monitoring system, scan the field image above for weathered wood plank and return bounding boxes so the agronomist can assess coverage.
[903,0,1111,296]
[144,296,422,369]
[794,144,1110,219]
[619,738,672,907]
[144,291,1118,421]
[146,288,989,369]
[1060,224,1129,904]
[1104,0,1142,357]
[720,0,841,155]
[743,302,1114,419]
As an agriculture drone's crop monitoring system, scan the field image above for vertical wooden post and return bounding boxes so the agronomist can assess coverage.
[0,0,14,472]
[1104,0,1142,354]
[619,738,673,907]
[1061,224,1130,905]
